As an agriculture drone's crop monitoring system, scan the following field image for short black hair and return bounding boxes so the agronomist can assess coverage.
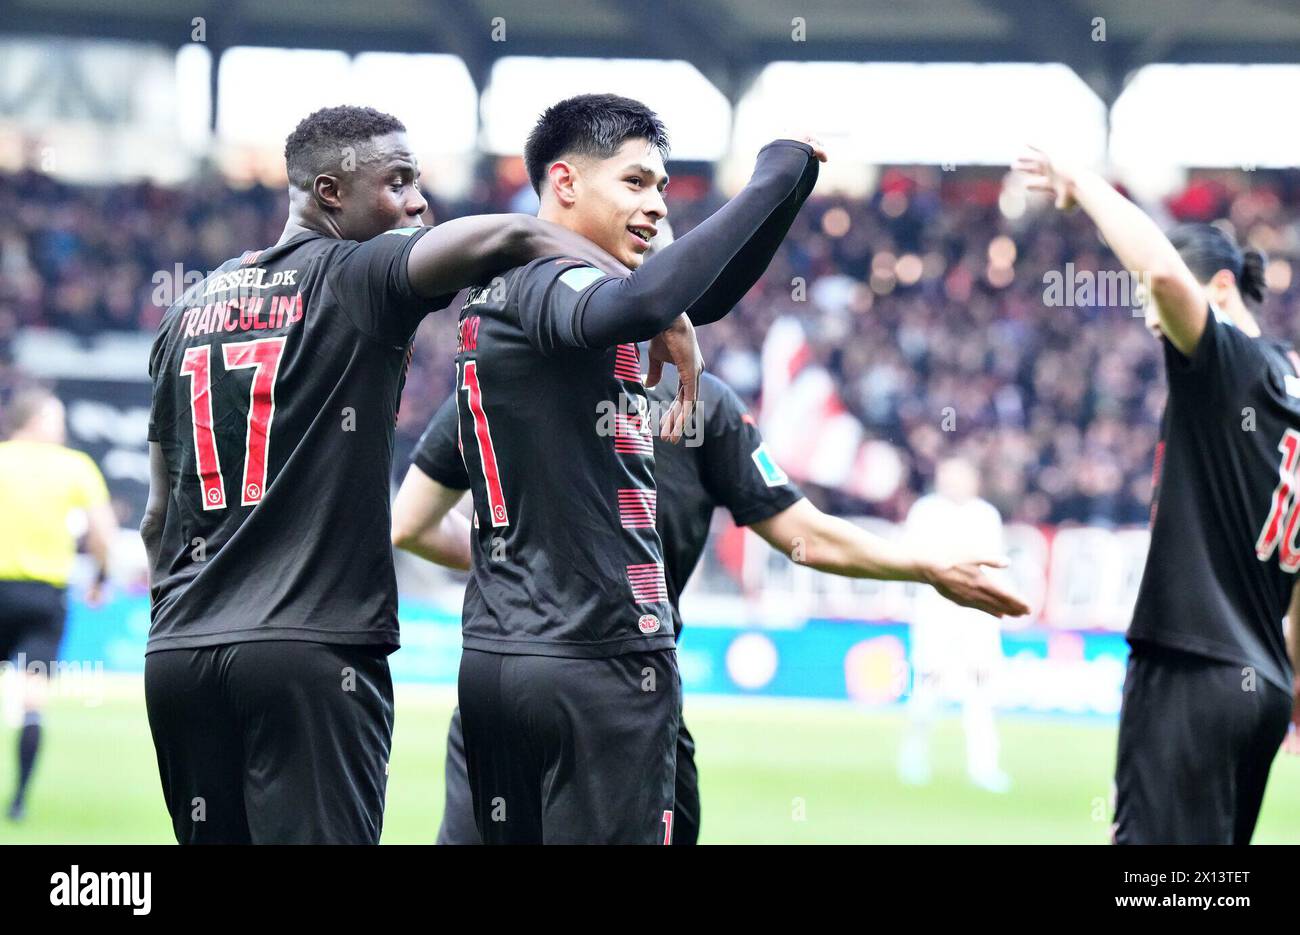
[1169,223,1267,305]
[524,93,669,195]
[283,105,406,190]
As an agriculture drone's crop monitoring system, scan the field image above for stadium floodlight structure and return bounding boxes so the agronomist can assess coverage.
[5,0,1300,111]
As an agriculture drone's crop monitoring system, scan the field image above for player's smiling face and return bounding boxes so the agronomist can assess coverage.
[570,138,668,269]
[336,132,428,242]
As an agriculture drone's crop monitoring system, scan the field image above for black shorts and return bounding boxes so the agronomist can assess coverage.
[1113,643,1292,845]
[458,648,681,844]
[144,639,394,845]
[0,579,67,672]
[437,704,702,846]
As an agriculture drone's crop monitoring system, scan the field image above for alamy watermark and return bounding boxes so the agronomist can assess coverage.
[595,394,703,447]
[0,655,106,706]
[1042,264,1151,315]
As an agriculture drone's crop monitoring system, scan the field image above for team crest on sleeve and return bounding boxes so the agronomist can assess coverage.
[559,266,604,292]
[751,443,789,487]
[638,614,661,634]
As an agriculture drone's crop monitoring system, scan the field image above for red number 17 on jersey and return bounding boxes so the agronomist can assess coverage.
[179,337,286,510]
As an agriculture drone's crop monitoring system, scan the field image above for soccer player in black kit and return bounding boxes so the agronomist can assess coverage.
[395,220,1028,843]
[395,374,1029,844]
[447,94,828,843]
[1019,146,1300,844]
[140,105,643,844]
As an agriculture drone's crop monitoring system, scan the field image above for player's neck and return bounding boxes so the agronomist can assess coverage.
[536,206,612,257]
[1223,300,1262,338]
[9,429,55,445]
[277,215,340,246]
[536,205,575,234]
[278,193,345,245]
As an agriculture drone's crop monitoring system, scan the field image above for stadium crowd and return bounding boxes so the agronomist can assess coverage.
[3,162,1299,527]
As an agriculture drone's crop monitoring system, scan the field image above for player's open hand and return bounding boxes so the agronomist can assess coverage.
[1014,145,1079,211]
[926,556,1031,619]
[647,314,703,444]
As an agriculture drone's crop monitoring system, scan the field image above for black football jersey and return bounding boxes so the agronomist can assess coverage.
[452,256,673,657]
[646,371,803,633]
[412,392,469,490]
[1128,309,1300,693]
[146,226,448,652]
[413,370,802,638]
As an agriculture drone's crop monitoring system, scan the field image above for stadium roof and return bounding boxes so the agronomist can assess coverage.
[6,0,1300,101]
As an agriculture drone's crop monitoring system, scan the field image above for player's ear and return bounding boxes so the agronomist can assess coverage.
[1211,268,1237,301]
[312,173,345,212]
[547,160,579,208]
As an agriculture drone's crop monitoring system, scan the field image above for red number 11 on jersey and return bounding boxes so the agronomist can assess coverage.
[179,337,286,511]
[459,360,510,528]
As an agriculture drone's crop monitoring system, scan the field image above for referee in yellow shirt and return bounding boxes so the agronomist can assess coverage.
[0,388,116,822]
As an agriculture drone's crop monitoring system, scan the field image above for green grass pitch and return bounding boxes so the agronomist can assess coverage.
[2,679,1298,844]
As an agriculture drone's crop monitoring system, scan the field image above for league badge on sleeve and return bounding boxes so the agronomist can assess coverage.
[751,443,790,487]
[559,266,605,292]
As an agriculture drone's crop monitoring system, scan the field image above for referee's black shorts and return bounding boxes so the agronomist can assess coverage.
[0,579,67,672]
[144,639,394,845]
[458,647,680,845]
[1113,642,1291,845]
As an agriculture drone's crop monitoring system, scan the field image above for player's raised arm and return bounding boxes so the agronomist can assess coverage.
[575,138,823,347]
[681,137,826,327]
[1015,145,1208,357]
[750,499,1030,619]
[406,214,625,300]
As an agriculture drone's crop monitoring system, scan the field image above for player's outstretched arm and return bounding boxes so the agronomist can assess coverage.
[750,498,1031,618]
[139,441,168,589]
[1015,145,1207,357]
[576,138,824,348]
[391,465,472,571]
[406,214,625,300]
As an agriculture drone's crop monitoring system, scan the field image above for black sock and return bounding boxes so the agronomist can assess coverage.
[14,713,41,807]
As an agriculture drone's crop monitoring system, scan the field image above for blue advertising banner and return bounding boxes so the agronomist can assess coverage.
[48,597,1130,718]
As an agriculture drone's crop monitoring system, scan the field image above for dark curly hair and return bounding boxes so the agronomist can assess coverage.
[524,93,668,195]
[283,105,406,191]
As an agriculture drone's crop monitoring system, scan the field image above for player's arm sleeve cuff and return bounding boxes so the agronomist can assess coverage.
[730,486,805,528]
[330,227,454,344]
[411,451,471,491]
